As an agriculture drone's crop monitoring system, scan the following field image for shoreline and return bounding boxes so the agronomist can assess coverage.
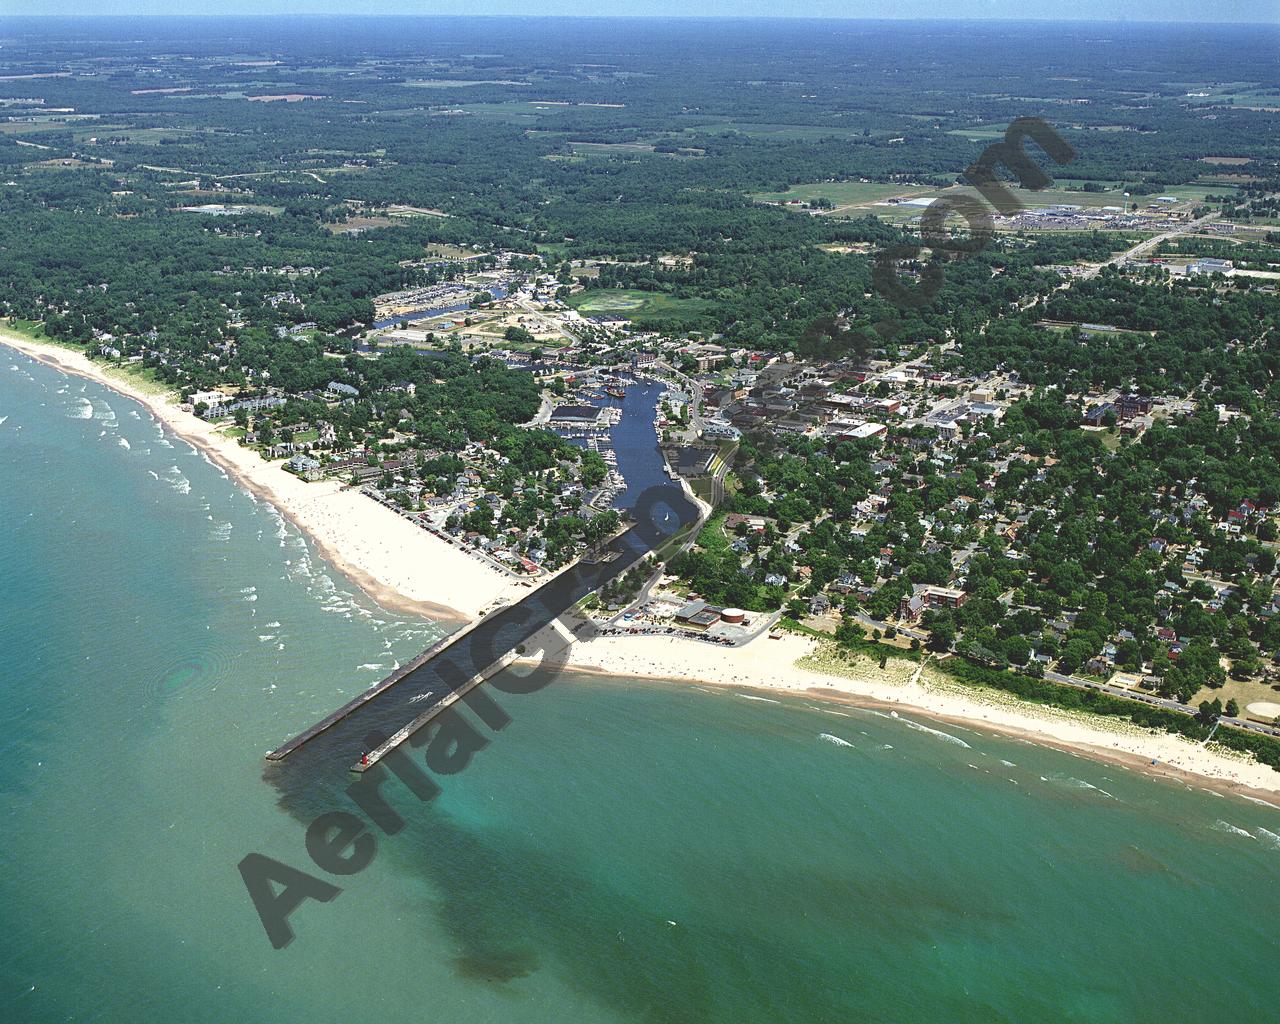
[6,329,1280,803]
[558,632,1280,802]
[0,329,523,624]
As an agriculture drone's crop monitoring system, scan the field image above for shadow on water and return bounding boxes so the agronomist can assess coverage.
[356,790,1020,1024]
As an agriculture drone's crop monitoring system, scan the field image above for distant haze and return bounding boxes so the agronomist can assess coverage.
[13,2,1280,24]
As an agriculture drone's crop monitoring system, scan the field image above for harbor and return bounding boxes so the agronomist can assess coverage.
[264,375,699,771]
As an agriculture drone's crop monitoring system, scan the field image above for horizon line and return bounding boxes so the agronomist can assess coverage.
[3,13,1279,26]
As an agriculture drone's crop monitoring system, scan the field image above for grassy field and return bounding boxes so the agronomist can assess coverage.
[403,79,530,88]
[566,288,712,324]
[761,179,1240,227]
[0,118,108,135]
[568,141,657,156]
[753,181,935,206]
[454,101,578,124]
[681,119,875,141]
[2,318,56,343]
[945,123,1010,141]
[71,126,204,146]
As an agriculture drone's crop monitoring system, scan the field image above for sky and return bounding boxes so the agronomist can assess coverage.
[11,1,1280,22]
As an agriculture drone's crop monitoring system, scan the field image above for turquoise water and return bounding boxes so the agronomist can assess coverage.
[2,350,1279,1023]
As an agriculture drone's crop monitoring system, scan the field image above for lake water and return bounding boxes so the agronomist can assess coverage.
[2,350,1278,1023]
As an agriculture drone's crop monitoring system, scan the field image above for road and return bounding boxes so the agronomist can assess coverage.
[1083,210,1223,278]
[1041,667,1280,739]
[514,296,582,343]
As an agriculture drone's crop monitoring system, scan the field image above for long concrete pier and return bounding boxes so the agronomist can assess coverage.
[264,483,701,774]
[348,618,579,772]
[265,611,495,761]
[348,651,519,772]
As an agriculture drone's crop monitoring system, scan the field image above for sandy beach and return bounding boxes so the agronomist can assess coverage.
[0,329,522,622]
[6,328,1280,800]
[561,631,1280,799]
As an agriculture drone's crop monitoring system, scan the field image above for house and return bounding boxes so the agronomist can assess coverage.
[900,584,968,620]
[286,454,322,482]
[833,573,860,594]
[724,513,768,533]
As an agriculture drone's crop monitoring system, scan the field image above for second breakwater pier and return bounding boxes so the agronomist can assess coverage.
[264,482,702,776]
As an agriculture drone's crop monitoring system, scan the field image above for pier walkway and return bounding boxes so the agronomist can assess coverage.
[264,483,700,772]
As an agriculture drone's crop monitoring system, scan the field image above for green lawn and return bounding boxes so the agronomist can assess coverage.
[753,181,935,207]
[402,79,530,88]
[681,119,878,141]
[567,289,712,325]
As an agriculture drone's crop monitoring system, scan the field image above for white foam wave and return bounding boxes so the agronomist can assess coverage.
[69,398,93,419]
[898,717,971,748]
[1238,794,1280,811]
[1213,820,1255,840]
[735,693,781,704]
[1042,773,1115,797]
[819,733,855,749]
[1254,826,1280,849]
[117,437,130,449]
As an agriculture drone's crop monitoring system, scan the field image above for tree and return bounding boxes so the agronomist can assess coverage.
[1057,637,1095,675]
[1004,635,1032,666]
[923,609,956,652]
